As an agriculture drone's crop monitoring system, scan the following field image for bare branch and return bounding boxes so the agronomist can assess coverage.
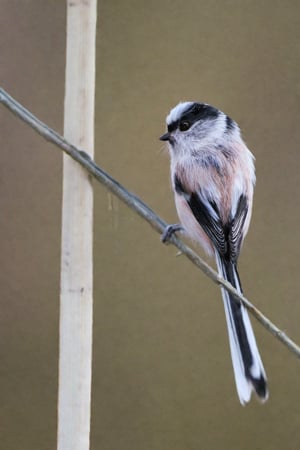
[1,87,299,359]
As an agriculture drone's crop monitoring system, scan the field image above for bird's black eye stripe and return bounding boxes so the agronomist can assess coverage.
[180,103,219,127]
[167,121,178,133]
[167,103,219,134]
[225,115,235,132]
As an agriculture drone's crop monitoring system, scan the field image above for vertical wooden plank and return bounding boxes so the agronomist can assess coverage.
[57,1,97,450]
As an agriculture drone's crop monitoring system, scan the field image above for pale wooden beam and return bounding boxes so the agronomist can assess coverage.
[57,1,97,450]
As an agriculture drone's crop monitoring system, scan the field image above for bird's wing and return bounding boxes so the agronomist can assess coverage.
[174,174,248,261]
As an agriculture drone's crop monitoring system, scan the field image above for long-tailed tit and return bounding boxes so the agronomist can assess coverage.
[160,101,268,405]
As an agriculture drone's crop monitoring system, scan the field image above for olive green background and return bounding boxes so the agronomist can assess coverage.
[1,1,300,449]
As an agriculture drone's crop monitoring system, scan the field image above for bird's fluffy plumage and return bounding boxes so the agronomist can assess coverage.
[161,101,268,404]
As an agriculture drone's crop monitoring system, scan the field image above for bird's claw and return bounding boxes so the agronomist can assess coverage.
[161,224,183,243]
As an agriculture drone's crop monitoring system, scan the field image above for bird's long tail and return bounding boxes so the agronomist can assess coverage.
[216,254,268,404]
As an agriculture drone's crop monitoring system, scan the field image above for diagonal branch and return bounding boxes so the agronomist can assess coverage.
[1,87,300,359]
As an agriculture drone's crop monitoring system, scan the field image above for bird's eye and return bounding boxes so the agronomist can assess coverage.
[179,120,191,132]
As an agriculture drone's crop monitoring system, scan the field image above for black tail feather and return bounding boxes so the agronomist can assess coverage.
[217,256,268,403]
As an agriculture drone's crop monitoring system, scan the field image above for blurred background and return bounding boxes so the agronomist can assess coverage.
[1,0,300,449]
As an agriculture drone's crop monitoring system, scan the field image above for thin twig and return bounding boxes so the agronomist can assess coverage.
[1,87,299,359]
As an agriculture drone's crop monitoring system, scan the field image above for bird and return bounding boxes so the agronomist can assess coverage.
[160,101,268,404]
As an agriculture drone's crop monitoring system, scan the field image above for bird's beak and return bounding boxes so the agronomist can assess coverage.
[159,132,171,141]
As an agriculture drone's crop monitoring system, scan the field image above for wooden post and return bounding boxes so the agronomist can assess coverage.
[57,1,97,450]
